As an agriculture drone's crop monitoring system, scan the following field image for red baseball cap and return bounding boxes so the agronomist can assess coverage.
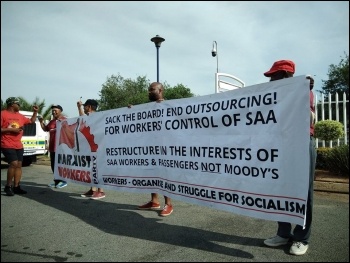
[264,60,295,77]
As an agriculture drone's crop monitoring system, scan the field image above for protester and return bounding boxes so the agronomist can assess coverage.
[136,82,174,216]
[39,105,68,188]
[1,97,39,196]
[77,99,106,200]
[262,60,317,256]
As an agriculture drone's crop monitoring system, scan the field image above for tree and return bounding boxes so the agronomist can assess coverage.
[1,97,53,120]
[314,120,348,176]
[314,120,344,142]
[17,96,46,113]
[98,74,148,110]
[318,52,349,127]
[321,52,349,97]
[163,82,195,100]
[98,74,194,110]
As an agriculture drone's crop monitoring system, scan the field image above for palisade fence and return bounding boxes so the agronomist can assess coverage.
[315,91,349,148]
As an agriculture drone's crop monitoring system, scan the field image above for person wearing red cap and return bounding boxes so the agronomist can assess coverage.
[263,59,295,79]
[262,60,317,256]
[1,97,40,196]
[39,105,68,189]
[77,98,106,200]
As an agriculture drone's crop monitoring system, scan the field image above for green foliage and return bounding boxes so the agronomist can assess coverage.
[321,52,349,97]
[98,74,194,110]
[40,106,55,121]
[98,74,149,110]
[2,74,195,117]
[17,96,45,113]
[314,120,344,141]
[326,145,349,176]
[316,145,349,177]
[1,96,53,120]
[316,53,349,127]
[316,147,333,170]
[163,83,194,100]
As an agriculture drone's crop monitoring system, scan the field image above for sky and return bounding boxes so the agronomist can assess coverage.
[1,1,349,118]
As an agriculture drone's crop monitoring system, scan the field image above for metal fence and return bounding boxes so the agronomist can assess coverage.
[315,91,349,148]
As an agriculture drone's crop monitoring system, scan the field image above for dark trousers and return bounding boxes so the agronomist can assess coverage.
[50,152,65,185]
[276,137,317,244]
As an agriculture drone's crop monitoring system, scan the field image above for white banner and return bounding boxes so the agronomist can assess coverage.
[54,76,310,225]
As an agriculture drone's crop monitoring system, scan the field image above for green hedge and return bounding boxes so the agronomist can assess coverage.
[316,147,332,170]
[316,145,349,177]
[314,120,344,141]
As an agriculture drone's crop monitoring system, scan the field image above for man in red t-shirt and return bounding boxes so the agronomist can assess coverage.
[39,105,67,188]
[1,97,39,196]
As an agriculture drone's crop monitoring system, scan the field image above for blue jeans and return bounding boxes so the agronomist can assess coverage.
[277,137,317,244]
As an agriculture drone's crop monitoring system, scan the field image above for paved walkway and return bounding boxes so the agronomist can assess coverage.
[1,164,349,262]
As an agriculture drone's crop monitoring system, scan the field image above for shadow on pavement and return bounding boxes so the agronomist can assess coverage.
[7,181,262,260]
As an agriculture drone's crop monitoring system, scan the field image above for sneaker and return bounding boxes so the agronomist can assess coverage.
[56,181,68,189]
[4,185,14,196]
[90,191,106,200]
[138,201,160,210]
[81,189,94,197]
[289,242,308,255]
[264,235,289,247]
[13,185,27,194]
[48,182,56,188]
[160,204,173,217]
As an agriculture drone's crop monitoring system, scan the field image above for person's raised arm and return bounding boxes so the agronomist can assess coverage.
[30,105,39,123]
[77,100,85,116]
[38,116,48,132]
[77,100,84,116]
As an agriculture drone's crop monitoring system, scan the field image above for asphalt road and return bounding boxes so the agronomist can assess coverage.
[1,164,349,262]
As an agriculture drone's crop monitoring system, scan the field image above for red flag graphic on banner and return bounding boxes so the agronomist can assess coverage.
[79,120,98,152]
[59,121,78,149]
[59,119,98,152]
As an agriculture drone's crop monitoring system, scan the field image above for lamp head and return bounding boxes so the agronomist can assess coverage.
[151,35,165,48]
[211,41,217,57]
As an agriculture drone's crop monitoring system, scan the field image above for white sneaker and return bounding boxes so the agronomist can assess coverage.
[264,235,289,247]
[48,182,56,188]
[289,242,308,255]
[56,181,68,189]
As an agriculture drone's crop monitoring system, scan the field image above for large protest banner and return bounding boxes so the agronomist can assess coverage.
[54,76,310,226]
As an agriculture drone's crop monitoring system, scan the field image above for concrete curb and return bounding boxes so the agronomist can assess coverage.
[314,180,349,194]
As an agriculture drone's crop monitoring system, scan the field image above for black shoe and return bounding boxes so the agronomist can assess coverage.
[4,185,14,196]
[13,185,27,194]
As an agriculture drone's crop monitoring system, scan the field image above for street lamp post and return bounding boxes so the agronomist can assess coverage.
[211,41,218,73]
[151,35,165,82]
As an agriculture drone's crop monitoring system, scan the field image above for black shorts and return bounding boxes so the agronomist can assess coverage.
[1,148,24,163]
